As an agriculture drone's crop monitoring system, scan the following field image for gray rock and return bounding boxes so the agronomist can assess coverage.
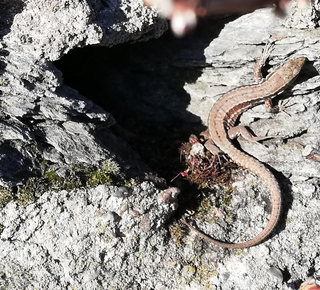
[0,183,179,289]
[268,266,284,282]
[1,0,320,289]
[0,0,167,186]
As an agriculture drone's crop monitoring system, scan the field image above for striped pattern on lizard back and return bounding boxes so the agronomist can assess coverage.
[183,57,306,249]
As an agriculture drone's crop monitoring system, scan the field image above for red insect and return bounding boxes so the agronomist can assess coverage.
[143,0,310,36]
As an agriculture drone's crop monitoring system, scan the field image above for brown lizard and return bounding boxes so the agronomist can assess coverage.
[182,56,306,249]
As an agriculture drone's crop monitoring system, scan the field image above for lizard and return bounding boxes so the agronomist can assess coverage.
[182,55,306,249]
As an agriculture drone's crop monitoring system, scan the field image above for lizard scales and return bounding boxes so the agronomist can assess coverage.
[184,57,306,249]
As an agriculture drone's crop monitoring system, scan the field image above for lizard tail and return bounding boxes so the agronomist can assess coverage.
[183,149,281,249]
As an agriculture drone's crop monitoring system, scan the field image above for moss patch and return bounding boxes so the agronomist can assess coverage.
[169,222,185,247]
[0,159,130,208]
[86,160,120,187]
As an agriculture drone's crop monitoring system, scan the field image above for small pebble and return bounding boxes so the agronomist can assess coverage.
[158,187,180,203]
[268,266,283,281]
[111,186,130,198]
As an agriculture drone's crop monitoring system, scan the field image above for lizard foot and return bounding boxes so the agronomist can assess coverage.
[228,125,275,144]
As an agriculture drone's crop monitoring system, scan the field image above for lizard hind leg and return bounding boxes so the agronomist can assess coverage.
[228,126,274,144]
[254,41,274,83]
[204,139,222,155]
[264,97,294,114]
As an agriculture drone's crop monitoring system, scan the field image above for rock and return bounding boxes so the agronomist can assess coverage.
[268,266,284,282]
[0,182,179,289]
[0,0,167,186]
[1,0,320,289]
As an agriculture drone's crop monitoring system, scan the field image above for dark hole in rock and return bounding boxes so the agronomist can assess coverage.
[55,17,230,215]
[55,18,226,181]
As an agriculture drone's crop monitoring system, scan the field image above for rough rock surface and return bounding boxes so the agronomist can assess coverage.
[0,0,167,186]
[1,0,320,289]
[0,183,180,289]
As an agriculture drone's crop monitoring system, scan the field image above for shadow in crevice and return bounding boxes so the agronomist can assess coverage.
[0,0,25,76]
[0,1,29,185]
[55,16,237,183]
[0,0,25,34]
[0,142,35,184]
